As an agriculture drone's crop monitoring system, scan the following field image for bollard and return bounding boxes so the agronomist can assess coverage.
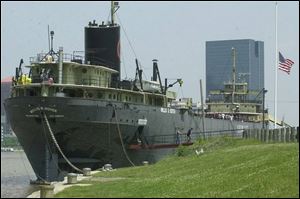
[104,164,112,171]
[39,184,55,198]
[142,161,149,166]
[67,173,78,184]
[83,168,91,176]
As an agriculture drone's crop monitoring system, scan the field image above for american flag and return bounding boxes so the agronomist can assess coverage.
[278,52,294,74]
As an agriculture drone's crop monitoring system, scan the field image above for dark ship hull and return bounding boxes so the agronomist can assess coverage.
[5,96,261,182]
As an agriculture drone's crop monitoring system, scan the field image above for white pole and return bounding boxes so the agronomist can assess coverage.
[274,1,278,129]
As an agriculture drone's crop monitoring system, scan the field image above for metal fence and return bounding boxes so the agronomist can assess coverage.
[144,128,245,145]
[242,126,299,143]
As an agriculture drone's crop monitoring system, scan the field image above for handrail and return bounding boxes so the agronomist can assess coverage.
[143,128,245,145]
[29,52,85,64]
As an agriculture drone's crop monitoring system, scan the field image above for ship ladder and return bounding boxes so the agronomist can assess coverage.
[42,112,83,174]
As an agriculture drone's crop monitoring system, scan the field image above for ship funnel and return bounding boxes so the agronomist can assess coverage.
[84,2,121,87]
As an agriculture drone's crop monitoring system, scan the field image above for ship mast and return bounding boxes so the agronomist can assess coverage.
[231,47,236,104]
[111,1,119,25]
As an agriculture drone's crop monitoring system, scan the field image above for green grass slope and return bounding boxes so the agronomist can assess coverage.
[55,137,299,198]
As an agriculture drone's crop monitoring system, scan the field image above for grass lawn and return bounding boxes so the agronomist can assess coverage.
[55,137,299,198]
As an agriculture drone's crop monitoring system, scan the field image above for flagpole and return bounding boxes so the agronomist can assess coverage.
[274,1,278,129]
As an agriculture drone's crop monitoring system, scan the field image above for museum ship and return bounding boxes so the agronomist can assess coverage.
[5,2,263,182]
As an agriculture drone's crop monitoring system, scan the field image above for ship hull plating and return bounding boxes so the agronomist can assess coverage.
[5,96,261,182]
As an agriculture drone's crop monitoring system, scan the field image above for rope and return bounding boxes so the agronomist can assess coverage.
[113,106,136,166]
[43,112,83,173]
[116,13,138,59]
[121,50,128,78]
[39,109,64,174]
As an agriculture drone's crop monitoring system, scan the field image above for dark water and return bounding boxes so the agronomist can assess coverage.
[1,151,38,198]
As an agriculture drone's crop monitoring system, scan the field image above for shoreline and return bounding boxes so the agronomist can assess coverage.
[27,171,100,198]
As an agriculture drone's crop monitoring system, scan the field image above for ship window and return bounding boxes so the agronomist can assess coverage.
[27,89,38,96]
[82,68,87,73]
[109,94,112,99]
[98,92,103,99]
[88,93,93,98]
[125,96,128,101]
[113,94,116,100]
[129,96,131,101]
[141,98,143,103]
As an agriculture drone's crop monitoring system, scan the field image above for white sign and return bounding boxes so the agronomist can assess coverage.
[160,108,176,114]
[138,119,147,126]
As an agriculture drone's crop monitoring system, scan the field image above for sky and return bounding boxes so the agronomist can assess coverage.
[1,1,299,126]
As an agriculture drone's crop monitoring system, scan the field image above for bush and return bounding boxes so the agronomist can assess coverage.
[176,145,190,157]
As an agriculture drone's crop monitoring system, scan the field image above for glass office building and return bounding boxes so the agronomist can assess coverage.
[206,39,264,101]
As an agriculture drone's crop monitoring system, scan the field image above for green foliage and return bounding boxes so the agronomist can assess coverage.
[176,144,190,157]
[55,137,299,198]
[1,136,20,148]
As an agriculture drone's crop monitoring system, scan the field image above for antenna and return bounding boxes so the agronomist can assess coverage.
[50,31,54,55]
[48,25,50,52]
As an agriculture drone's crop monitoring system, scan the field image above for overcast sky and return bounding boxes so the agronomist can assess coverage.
[1,1,299,126]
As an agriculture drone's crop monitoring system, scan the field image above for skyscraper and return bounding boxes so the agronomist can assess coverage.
[206,39,264,101]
